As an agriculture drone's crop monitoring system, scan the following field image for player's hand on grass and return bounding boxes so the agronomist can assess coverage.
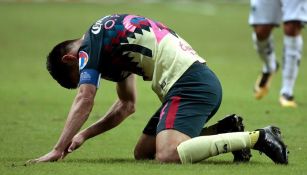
[27,149,63,164]
[62,133,86,159]
[69,133,86,152]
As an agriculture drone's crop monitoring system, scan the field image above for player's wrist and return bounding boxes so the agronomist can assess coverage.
[53,141,70,152]
[78,130,90,141]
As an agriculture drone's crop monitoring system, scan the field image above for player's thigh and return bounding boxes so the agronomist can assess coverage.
[155,92,219,162]
[282,0,307,22]
[155,63,222,162]
[249,0,282,25]
[156,64,222,138]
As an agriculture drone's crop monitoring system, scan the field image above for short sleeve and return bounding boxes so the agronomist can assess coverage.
[78,28,104,87]
[79,69,101,87]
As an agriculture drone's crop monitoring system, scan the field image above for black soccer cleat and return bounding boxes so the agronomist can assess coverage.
[216,114,245,133]
[216,114,252,162]
[253,126,289,164]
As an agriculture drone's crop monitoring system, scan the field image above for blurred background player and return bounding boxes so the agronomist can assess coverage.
[249,0,307,107]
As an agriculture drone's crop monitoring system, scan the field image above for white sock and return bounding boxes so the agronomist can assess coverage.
[252,32,277,73]
[281,35,303,96]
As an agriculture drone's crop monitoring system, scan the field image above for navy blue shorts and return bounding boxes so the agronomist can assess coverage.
[143,61,222,138]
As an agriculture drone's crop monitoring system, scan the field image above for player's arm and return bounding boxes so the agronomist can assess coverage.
[82,74,136,137]
[65,74,137,153]
[28,84,97,163]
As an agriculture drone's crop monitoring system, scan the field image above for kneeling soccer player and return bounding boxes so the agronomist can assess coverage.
[28,14,289,164]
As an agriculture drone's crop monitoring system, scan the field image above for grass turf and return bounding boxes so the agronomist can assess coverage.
[0,1,306,175]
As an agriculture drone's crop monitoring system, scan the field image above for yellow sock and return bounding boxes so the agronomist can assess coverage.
[249,131,260,148]
[177,132,252,163]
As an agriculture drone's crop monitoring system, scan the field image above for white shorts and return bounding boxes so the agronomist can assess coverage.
[249,0,307,25]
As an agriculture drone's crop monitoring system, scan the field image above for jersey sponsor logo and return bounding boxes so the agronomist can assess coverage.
[79,51,89,70]
[104,19,115,30]
[92,19,103,34]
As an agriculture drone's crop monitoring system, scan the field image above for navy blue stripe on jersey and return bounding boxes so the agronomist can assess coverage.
[119,44,153,57]
[79,69,101,87]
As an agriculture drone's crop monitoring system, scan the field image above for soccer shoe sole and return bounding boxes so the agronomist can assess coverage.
[232,148,252,162]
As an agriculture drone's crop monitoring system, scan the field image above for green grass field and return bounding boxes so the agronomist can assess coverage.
[1,1,307,175]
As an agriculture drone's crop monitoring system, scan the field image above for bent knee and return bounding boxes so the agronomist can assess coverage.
[155,130,191,163]
[254,25,274,41]
[284,21,302,36]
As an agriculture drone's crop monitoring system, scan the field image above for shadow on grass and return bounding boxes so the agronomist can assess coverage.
[63,158,143,164]
[4,157,265,167]
[199,159,264,165]
[62,158,264,166]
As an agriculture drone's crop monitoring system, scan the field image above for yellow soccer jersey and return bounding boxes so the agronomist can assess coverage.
[151,33,205,100]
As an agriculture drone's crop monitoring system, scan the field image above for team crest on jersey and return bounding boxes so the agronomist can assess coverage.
[79,51,89,70]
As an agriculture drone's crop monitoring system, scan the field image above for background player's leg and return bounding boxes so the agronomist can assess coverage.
[280,21,303,107]
[252,25,279,99]
[253,25,277,73]
[248,0,281,99]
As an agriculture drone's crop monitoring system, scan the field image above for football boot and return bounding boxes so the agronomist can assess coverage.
[254,63,279,100]
[279,93,297,108]
[254,126,289,164]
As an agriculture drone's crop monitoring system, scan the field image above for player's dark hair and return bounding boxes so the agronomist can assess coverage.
[46,39,78,89]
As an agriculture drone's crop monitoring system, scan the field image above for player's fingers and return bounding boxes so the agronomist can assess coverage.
[61,151,68,159]
[68,142,77,153]
[26,159,39,164]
